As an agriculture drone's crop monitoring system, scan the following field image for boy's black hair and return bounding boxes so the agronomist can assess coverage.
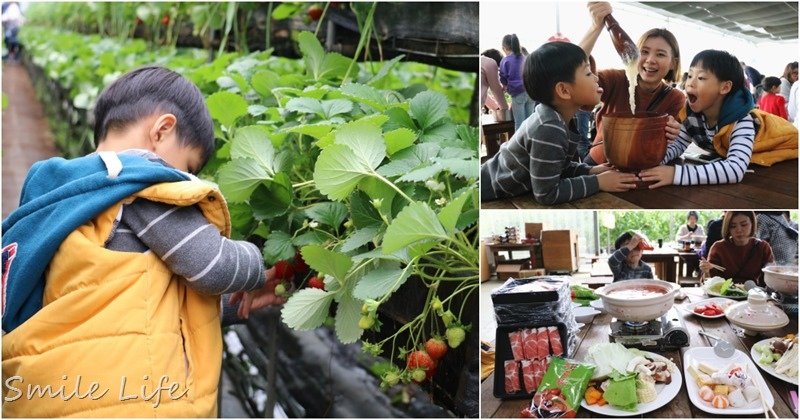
[523,42,587,107]
[690,50,745,97]
[93,66,215,170]
[763,76,781,91]
[614,232,633,250]
[482,49,503,66]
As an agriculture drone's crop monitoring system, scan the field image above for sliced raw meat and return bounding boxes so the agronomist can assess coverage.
[537,327,550,358]
[522,329,538,360]
[504,360,521,393]
[532,358,545,389]
[521,359,537,393]
[548,326,563,356]
[509,331,525,361]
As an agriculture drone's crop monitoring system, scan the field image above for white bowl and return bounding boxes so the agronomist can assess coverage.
[573,306,601,323]
[595,279,679,322]
[762,265,798,295]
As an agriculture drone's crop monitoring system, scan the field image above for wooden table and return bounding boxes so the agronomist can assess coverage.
[642,248,679,283]
[481,287,798,418]
[486,242,540,276]
[481,120,515,160]
[482,159,798,209]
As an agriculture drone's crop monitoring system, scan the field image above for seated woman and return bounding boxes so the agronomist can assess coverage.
[675,210,705,242]
[701,211,774,285]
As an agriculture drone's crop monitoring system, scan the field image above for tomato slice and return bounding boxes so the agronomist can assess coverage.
[694,306,706,313]
[703,309,717,316]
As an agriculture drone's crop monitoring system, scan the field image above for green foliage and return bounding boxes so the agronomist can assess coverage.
[598,211,722,248]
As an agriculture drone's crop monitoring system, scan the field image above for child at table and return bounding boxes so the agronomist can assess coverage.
[639,50,798,187]
[481,42,637,205]
[608,232,654,281]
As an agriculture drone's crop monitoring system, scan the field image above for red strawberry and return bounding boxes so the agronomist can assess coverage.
[308,277,324,290]
[307,5,323,21]
[425,337,448,361]
[161,15,170,26]
[274,260,294,280]
[406,350,436,382]
[292,251,309,274]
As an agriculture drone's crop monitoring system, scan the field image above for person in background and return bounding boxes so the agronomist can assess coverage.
[579,2,684,166]
[608,232,654,281]
[741,61,763,96]
[678,71,689,91]
[1,1,23,61]
[758,76,788,119]
[701,211,774,285]
[701,211,726,258]
[480,49,509,117]
[756,211,798,265]
[788,77,800,126]
[778,61,798,101]
[499,34,535,131]
[675,210,705,242]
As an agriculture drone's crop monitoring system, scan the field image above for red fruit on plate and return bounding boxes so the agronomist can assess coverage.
[425,337,448,361]
[308,276,324,289]
[694,306,705,314]
[703,309,717,316]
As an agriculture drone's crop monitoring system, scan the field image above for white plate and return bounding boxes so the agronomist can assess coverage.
[684,347,774,415]
[580,351,682,417]
[574,306,601,323]
[589,299,605,312]
[685,297,736,319]
[750,338,799,385]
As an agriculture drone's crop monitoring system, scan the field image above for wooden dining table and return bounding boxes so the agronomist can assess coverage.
[481,159,798,209]
[481,287,798,418]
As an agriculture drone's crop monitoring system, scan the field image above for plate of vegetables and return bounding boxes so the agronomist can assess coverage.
[580,343,681,416]
[703,277,748,299]
[686,298,736,319]
[751,335,798,385]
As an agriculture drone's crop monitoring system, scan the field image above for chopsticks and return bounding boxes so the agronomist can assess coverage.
[747,364,779,418]
[790,390,798,416]
[707,262,726,272]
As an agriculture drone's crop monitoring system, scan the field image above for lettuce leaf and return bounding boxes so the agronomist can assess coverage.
[603,372,638,411]
[587,343,637,379]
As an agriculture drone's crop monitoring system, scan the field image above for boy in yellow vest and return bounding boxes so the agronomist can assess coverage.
[2,66,285,417]
[640,49,797,187]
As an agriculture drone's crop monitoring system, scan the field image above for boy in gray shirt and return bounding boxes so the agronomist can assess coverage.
[481,42,637,205]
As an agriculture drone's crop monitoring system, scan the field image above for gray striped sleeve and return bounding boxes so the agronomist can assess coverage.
[121,198,265,295]
[673,115,755,185]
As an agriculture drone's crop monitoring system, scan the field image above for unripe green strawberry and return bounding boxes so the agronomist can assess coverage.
[382,371,400,387]
[446,326,466,348]
[358,315,375,329]
[410,368,427,383]
[431,297,443,313]
[274,283,287,296]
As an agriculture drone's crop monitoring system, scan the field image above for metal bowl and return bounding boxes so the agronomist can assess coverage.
[595,279,679,322]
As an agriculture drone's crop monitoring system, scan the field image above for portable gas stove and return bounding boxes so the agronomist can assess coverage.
[609,307,689,351]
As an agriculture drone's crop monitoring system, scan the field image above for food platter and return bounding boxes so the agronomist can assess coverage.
[685,297,736,319]
[684,347,773,415]
[580,351,682,417]
[750,338,798,385]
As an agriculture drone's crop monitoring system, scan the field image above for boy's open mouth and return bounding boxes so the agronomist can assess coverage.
[687,93,698,104]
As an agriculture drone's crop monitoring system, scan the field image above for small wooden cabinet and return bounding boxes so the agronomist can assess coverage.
[541,230,579,272]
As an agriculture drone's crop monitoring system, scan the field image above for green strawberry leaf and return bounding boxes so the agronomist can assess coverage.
[437,188,474,233]
[365,55,405,85]
[301,245,353,281]
[286,97,322,115]
[420,120,457,144]
[334,290,363,344]
[217,158,271,203]
[410,90,448,130]
[206,91,248,128]
[306,202,348,227]
[353,262,412,300]
[320,99,353,119]
[283,122,336,140]
[384,107,417,132]
[340,226,380,252]
[351,248,410,264]
[282,288,335,330]
[263,231,296,265]
[436,158,479,180]
[396,164,443,183]
[231,126,276,176]
[292,230,329,247]
[384,128,417,156]
[314,125,386,200]
[250,174,293,220]
[349,190,383,229]
[382,202,448,253]
[341,83,389,112]
[250,69,281,98]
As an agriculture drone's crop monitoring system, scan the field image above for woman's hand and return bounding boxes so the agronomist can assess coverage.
[638,165,675,189]
[597,170,638,192]
[589,162,613,175]
[587,2,613,29]
[665,116,681,143]
[698,258,713,277]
